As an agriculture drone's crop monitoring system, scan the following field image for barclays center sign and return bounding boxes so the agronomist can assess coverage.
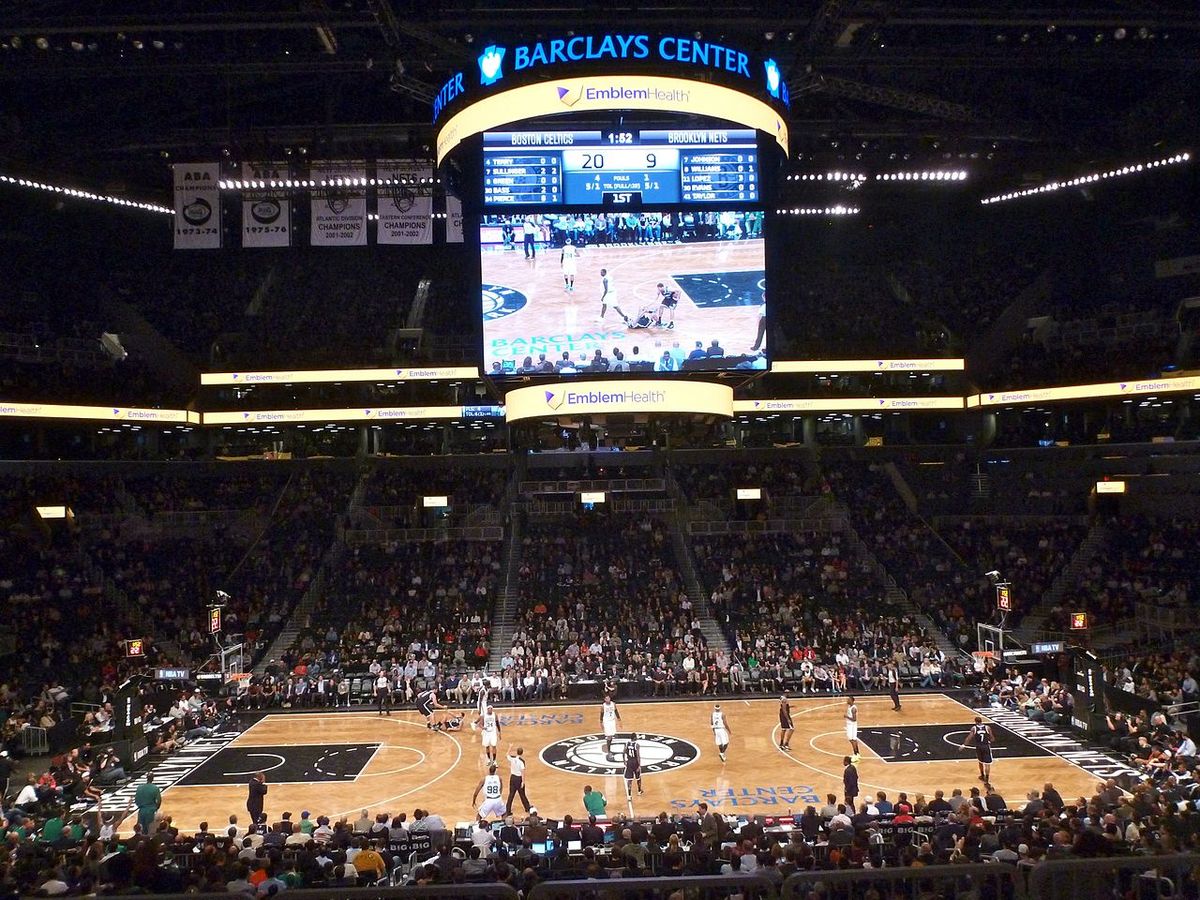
[433,32,791,122]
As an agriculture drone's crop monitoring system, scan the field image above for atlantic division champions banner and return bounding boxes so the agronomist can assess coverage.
[241,162,291,248]
[446,194,464,243]
[310,163,367,246]
[376,161,433,245]
[172,163,221,249]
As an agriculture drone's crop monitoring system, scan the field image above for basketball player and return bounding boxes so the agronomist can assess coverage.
[560,239,579,292]
[623,733,644,801]
[845,695,861,760]
[711,704,731,763]
[600,694,622,759]
[598,269,630,325]
[887,664,902,712]
[959,716,996,784]
[416,687,447,729]
[653,282,679,328]
[778,694,794,750]
[472,761,506,820]
[473,704,502,763]
[476,675,492,718]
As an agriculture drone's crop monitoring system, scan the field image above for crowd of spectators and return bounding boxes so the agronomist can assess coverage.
[0,468,353,761]
[694,530,967,689]
[1047,516,1200,631]
[362,465,508,509]
[503,516,711,693]
[269,538,500,705]
[7,765,1200,895]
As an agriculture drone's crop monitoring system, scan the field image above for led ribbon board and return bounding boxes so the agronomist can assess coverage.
[437,76,788,164]
[506,380,733,422]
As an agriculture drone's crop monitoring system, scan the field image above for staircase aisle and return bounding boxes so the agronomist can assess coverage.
[251,469,365,675]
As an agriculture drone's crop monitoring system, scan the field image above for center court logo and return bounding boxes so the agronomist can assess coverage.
[478,45,506,86]
[541,733,700,776]
[481,284,528,321]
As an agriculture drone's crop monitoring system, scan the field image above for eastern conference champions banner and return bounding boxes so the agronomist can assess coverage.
[241,162,291,248]
[172,163,221,249]
[377,161,433,245]
[310,162,367,246]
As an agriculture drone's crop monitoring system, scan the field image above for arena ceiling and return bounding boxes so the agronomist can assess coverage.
[0,1,1196,194]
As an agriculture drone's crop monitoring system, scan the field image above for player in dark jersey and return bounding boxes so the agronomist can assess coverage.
[417,688,447,729]
[778,695,794,750]
[958,716,996,783]
[623,733,644,800]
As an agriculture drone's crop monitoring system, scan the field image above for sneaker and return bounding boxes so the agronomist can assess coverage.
[851,754,861,764]
[667,322,674,329]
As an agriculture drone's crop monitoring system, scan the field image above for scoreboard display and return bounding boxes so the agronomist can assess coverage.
[483,128,758,207]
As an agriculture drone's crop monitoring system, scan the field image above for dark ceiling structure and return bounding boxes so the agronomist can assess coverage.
[0,1,1196,195]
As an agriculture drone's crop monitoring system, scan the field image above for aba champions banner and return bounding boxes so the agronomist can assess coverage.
[241,162,291,248]
[172,163,221,249]
[377,160,433,245]
[446,194,464,243]
[310,162,368,246]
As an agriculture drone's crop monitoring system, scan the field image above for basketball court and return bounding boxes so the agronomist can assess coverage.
[108,694,1137,831]
[481,238,766,371]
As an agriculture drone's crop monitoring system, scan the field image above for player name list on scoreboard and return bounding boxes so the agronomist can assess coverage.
[483,154,562,205]
[680,151,756,202]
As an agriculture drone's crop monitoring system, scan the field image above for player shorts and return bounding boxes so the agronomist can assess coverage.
[418,702,434,718]
[481,730,498,748]
[977,746,994,765]
[603,721,618,738]
[845,722,858,741]
[780,715,794,730]
[479,799,506,818]
[562,261,577,277]
[660,293,678,308]
[713,728,730,746]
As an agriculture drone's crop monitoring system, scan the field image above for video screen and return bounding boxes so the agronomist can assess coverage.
[481,210,766,376]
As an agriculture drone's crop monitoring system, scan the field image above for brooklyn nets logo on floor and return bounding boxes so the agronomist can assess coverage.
[540,732,700,776]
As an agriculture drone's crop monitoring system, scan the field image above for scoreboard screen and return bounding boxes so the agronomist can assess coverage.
[483,128,759,207]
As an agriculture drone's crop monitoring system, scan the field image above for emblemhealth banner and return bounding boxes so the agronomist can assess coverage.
[241,162,291,248]
[200,366,479,386]
[204,406,502,425]
[377,161,433,245]
[505,380,732,422]
[436,76,788,164]
[309,163,367,246]
[976,374,1200,406]
[734,397,964,413]
[0,402,189,423]
[772,359,965,373]
[172,163,221,249]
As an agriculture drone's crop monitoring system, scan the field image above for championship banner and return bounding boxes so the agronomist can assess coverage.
[377,160,433,245]
[172,163,221,249]
[241,162,290,247]
[309,162,367,246]
[446,194,464,243]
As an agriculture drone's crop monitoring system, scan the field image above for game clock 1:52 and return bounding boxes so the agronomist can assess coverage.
[481,127,759,207]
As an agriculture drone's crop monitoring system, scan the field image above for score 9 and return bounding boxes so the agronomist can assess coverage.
[561,147,679,174]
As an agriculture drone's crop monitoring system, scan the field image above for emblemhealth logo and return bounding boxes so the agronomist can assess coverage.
[544,390,564,411]
[556,84,582,106]
[478,45,506,86]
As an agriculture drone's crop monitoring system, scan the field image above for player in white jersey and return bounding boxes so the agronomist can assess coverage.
[476,677,491,718]
[560,240,579,292]
[473,704,502,762]
[600,694,622,758]
[845,695,861,760]
[711,704,731,763]
[472,761,506,819]
[598,269,630,325]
